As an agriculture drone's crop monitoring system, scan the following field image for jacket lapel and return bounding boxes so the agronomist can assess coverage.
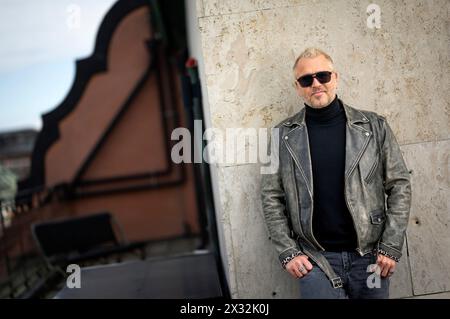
[282,109,313,197]
[342,104,372,179]
[282,102,372,193]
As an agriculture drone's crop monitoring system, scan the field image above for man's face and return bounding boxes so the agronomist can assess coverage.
[293,55,338,108]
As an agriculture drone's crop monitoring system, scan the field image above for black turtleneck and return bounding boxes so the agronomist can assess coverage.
[305,96,357,252]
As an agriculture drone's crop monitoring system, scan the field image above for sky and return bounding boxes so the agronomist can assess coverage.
[0,0,117,132]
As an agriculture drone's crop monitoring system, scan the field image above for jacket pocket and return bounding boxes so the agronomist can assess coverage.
[369,209,386,225]
[364,154,380,184]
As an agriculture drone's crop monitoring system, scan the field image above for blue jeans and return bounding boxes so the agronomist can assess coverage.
[298,251,390,299]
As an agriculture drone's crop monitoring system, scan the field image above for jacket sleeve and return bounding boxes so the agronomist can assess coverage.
[260,127,303,268]
[378,116,412,261]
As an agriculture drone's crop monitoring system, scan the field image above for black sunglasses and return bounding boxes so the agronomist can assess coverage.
[296,71,333,88]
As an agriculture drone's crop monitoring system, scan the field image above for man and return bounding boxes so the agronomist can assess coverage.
[261,48,411,299]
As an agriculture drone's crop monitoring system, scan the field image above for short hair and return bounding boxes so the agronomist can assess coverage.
[292,47,334,70]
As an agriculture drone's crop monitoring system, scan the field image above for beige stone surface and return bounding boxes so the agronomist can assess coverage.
[194,0,450,298]
[199,0,325,18]
[196,0,204,18]
[217,164,300,298]
[389,243,414,298]
[198,0,449,144]
[405,291,450,299]
[402,140,450,295]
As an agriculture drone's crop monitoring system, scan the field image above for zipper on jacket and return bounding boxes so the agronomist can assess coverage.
[309,198,325,251]
[303,125,326,252]
[344,184,363,256]
[290,160,306,240]
[364,154,379,184]
[285,136,325,252]
[344,124,372,256]
[290,158,322,251]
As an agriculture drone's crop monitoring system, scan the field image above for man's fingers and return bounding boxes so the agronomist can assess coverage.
[390,263,396,273]
[298,255,313,271]
[381,264,390,277]
[386,262,396,277]
[293,267,303,278]
[377,256,387,277]
[288,264,302,278]
[377,254,383,264]
[298,264,308,274]
[287,264,306,278]
[286,255,313,279]
[304,260,314,271]
[377,255,396,278]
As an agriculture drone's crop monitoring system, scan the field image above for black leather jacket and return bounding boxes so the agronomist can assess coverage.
[261,101,411,284]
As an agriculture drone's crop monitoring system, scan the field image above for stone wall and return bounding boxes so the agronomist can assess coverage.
[190,0,450,298]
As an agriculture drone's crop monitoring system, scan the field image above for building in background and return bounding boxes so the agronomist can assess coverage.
[0,129,38,181]
[0,0,227,299]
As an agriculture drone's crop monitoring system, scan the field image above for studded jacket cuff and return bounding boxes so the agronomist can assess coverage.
[376,248,400,262]
[281,251,304,269]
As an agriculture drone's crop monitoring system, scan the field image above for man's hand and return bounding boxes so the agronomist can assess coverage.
[286,255,314,279]
[376,254,397,278]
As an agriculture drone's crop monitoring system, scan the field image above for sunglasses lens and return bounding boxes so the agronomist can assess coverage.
[298,75,313,87]
[297,71,332,87]
[316,72,331,84]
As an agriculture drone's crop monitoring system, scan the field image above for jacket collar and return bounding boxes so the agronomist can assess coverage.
[282,100,369,127]
[281,99,373,195]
